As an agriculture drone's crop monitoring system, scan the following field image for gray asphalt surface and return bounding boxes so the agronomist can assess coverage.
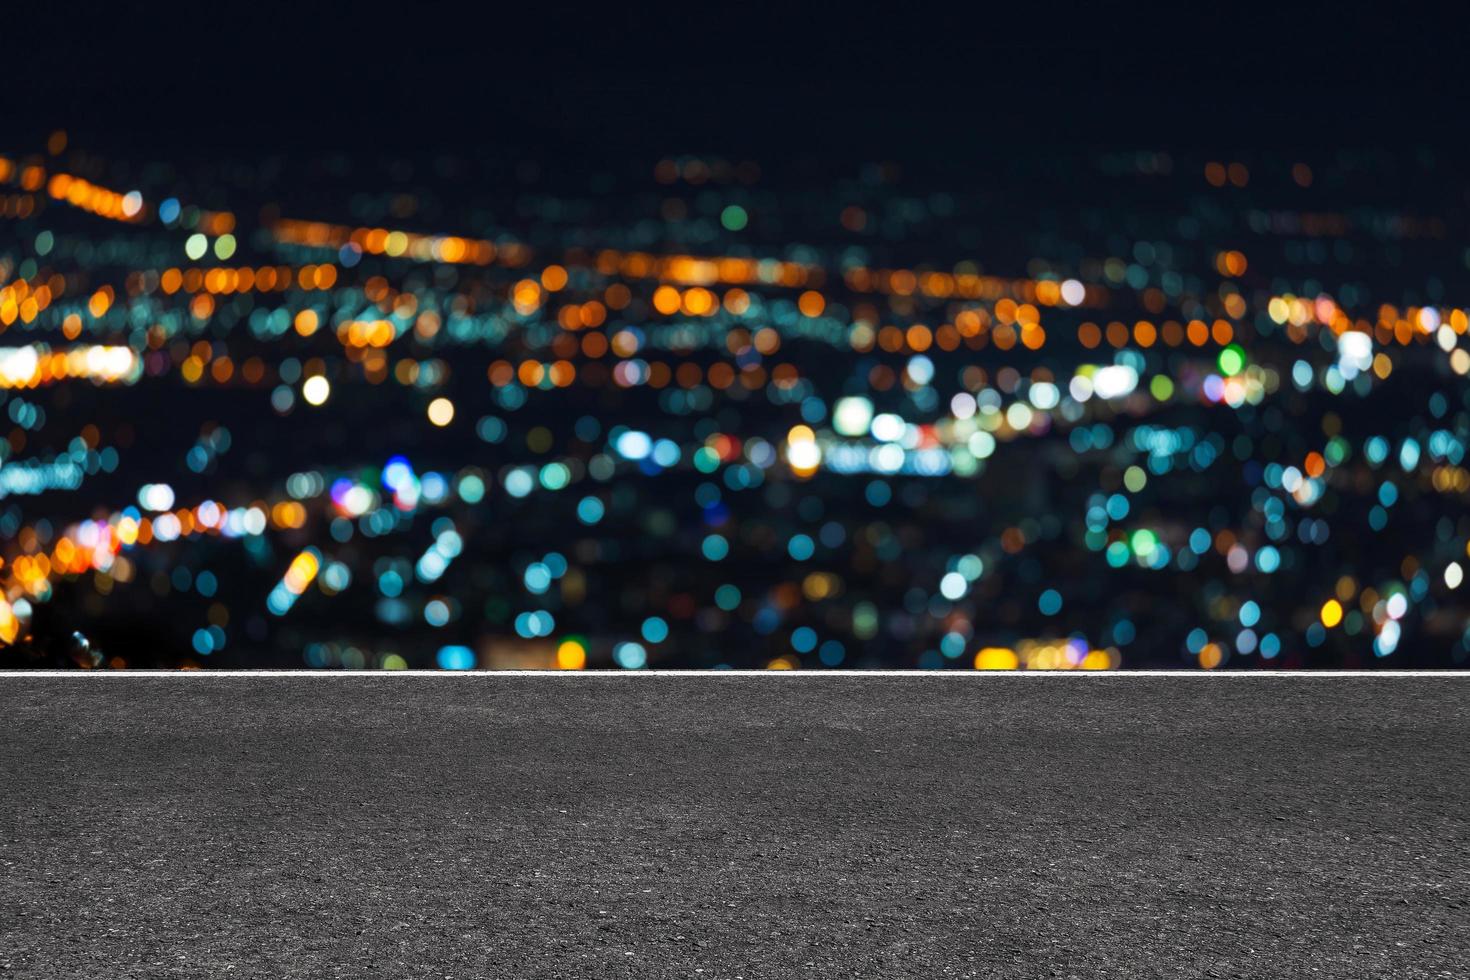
[1,676,1466,979]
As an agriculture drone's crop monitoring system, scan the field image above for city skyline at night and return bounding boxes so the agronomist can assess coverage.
[2,128,1468,669]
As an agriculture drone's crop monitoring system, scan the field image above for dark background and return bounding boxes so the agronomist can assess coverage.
[10,3,1467,163]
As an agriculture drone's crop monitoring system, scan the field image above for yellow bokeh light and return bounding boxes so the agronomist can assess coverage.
[652,285,682,315]
[556,640,587,670]
[0,596,18,644]
[974,647,1019,670]
[302,375,331,406]
[427,397,455,427]
[294,309,319,337]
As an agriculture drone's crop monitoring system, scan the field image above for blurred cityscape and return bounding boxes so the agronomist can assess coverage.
[1,131,1468,670]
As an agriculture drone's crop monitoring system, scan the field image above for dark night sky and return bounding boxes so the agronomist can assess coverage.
[9,3,1468,161]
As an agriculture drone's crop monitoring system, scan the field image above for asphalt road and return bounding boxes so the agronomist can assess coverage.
[1,675,1467,979]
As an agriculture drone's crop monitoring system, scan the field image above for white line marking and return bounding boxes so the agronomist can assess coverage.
[0,670,1465,678]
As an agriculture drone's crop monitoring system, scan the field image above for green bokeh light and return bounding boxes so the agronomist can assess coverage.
[1218,343,1247,376]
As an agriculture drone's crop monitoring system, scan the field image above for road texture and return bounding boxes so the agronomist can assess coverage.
[1,674,1467,979]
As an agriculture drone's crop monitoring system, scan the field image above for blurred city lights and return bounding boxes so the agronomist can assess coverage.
[1,135,1467,672]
